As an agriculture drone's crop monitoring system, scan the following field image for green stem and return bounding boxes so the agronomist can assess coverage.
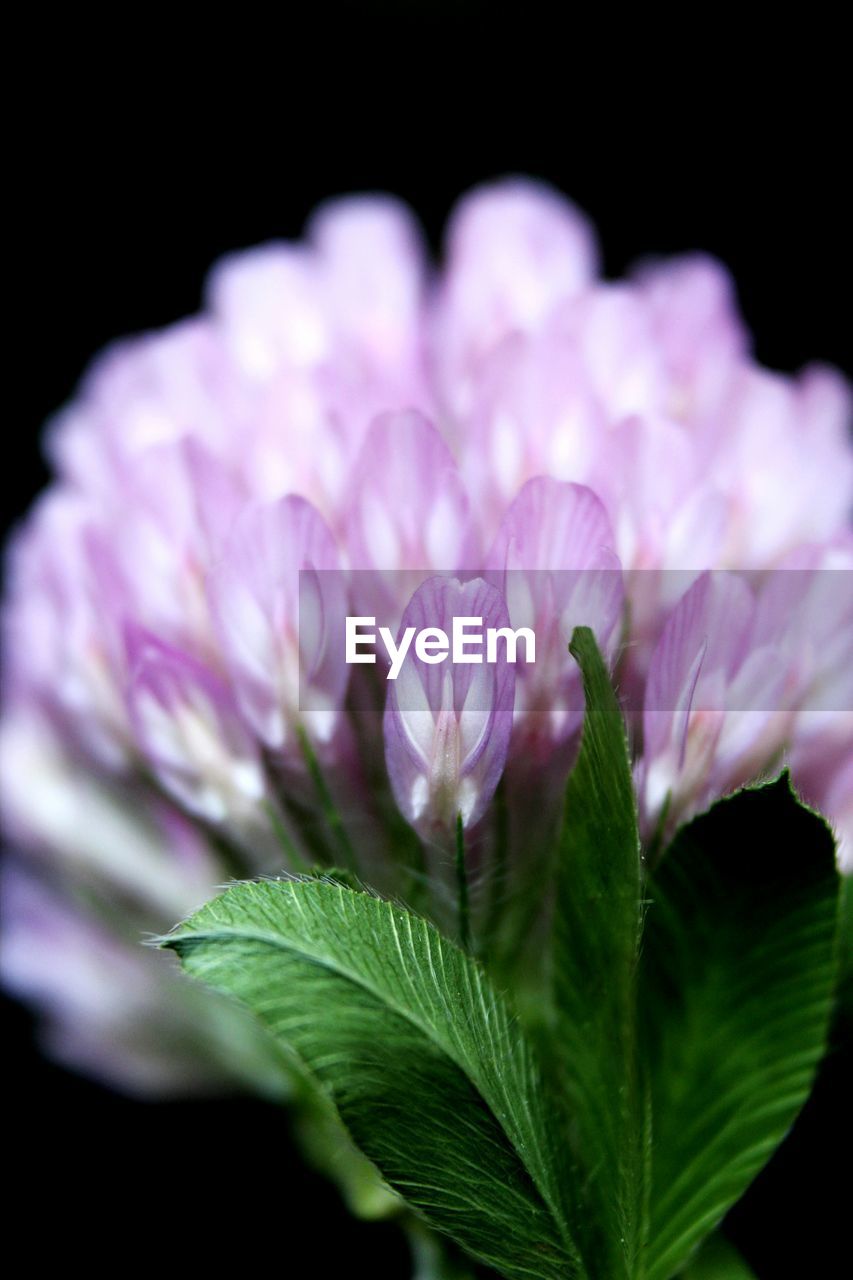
[296,722,358,871]
[483,776,509,953]
[344,666,427,894]
[263,799,311,873]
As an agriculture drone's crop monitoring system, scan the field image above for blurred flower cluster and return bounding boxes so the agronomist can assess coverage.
[2,180,851,1092]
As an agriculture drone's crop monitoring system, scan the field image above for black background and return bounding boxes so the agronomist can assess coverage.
[4,11,850,1276]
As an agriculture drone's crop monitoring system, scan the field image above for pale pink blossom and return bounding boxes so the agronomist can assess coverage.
[2,178,850,1091]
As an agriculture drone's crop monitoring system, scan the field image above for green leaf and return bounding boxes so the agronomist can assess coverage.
[406,1219,485,1280]
[552,627,644,1278]
[163,878,582,1280]
[290,1077,400,1220]
[838,872,853,1018]
[679,1232,756,1279]
[640,775,840,1280]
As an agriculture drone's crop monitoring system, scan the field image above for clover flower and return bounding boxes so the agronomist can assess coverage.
[2,179,850,1093]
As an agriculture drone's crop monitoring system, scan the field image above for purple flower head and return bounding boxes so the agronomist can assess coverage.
[2,179,850,1094]
[383,577,516,835]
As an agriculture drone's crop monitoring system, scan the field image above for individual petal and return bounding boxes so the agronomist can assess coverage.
[433,178,598,414]
[710,366,853,564]
[125,627,265,827]
[644,573,752,724]
[71,437,247,670]
[0,709,217,918]
[383,577,515,833]
[207,494,348,750]
[309,194,427,368]
[2,489,134,768]
[489,476,620,574]
[632,253,748,422]
[207,243,328,377]
[180,436,248,558]
[750,542,853,714]
[45,320,239,494]
[753,543,853,867]
[791,727,853,871]
[487,477,623,744]
[552,285,667,422]
[346,410,475,571]
[459,327,604,534]
[640,572,793,831]
[591,413,727,572]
